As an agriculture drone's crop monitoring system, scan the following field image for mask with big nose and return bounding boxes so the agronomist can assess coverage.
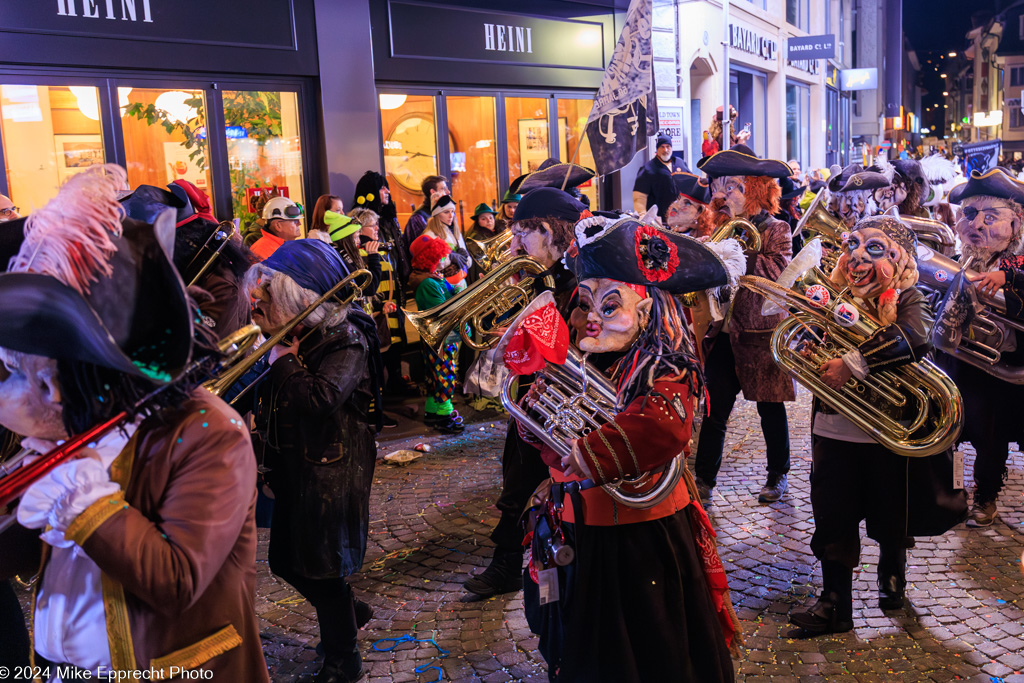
[955,196,1020,257]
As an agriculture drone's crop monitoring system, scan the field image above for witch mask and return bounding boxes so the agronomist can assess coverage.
[575,278,652,353]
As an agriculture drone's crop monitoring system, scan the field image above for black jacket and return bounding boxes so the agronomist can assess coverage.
[633,157,685,220]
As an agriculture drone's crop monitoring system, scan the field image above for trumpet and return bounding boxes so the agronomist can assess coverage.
[0,323,262,516]
[795,188,845,273]
[501,347,683,509]
[916,251,1024,383]
[740,239,963,457]
[404,256,554,352]
[466,230,513,273]
[204,268,373,400]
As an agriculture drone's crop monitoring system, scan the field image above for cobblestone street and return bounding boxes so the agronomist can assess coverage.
[256,387,1024,682]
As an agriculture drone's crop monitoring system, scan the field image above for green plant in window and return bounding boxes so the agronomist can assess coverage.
[123,97,209,173]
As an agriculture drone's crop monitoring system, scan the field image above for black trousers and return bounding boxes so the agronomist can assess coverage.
[809,434,913,569]
[491,422,550,554]
[274,569,358,665]
[0,580,29,679]
[694,335,791,487]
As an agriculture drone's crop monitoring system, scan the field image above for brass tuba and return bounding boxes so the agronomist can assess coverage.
[916,249,1024,383]
[900,214,957,258]
[501,347,683,509]
[466,230,513,273]
[711,217,762,252]
[741,239,964,457]
[795,188,845,273]
[404,256,554,351]
[204,269,373,400]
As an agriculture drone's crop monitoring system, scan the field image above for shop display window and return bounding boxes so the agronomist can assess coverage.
[505,97,550,180]
[222,90,305,226]
[0,84,106,213]
[446,95,498,223]
[120,87,213,203]
[557,98,598,209]
[380,93,440,226]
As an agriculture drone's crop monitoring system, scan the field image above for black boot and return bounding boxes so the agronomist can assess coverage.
[463,548,523,598]
[314,648,363,683]
[790,560,854,634]
[877,545,907,611]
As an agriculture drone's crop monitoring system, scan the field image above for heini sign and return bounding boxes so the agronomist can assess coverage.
[56,0,154,22]
[484,24,533,53]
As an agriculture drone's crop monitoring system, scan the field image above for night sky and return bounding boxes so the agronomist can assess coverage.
[905,0,1000,136]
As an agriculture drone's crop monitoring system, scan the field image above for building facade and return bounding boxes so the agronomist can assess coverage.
[0,0,625,224]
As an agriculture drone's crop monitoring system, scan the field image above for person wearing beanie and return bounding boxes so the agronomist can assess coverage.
[353,170,411,292]
[632,131,687,222]
[465,202,501,284]
[495,189,521,233]
[423,194,472,292]
[409,234,465,434]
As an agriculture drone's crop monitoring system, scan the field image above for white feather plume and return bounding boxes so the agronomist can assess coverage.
[9,164,125,294]
[920,154,956,184]
[704,237,746,285]
[873,155,895,183]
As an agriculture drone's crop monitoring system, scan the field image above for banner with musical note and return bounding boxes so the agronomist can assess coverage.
[584,0,657,176]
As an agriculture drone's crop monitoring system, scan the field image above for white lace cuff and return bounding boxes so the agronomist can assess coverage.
[18,458,120,547]
[841,350,869,381]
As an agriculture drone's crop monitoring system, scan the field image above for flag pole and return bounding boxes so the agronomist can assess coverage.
[561,135,585,191]
[722,0,731,152]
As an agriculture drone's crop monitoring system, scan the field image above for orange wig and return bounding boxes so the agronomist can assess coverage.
[742,175,781,217]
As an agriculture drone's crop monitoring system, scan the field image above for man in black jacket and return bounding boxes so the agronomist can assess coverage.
[632,132,687,222]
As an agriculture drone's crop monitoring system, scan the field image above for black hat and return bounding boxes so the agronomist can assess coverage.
[851,214,917,255]
[430,194,456,215]
[779,176,807,201]
[511,187,587,224]
[353,170,390,212]
[565,216,729,294]
[834,170,890,194]
[0,217,25,271]
[121,184,195,227]
[671,172,710,205]
[948,169,1024,205]
[0,212,193,383]
[656,132,672,148]
[827,163,864,193]
[892,159,927,188]
[696,144,792,179]
[508,160,596,196]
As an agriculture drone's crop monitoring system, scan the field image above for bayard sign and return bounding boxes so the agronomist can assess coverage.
[786,34,836,61]
[729,24,777,62]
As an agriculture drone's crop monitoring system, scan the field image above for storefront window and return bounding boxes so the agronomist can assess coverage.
[505,96,549,180]
[786,82,810,173]
[222,90,304,226]
[380,93,439,226]
[1,84,106,213]
[120,87,213,201]
[557,98,599,209]
[446,96,498,221]
[730,68,767,158]
[786,0,809,31]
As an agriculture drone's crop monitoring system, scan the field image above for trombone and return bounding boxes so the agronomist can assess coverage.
[204,268,373,403]
[186,219,239,287]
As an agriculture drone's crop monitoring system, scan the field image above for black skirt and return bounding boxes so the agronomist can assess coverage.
[524,506,734,683]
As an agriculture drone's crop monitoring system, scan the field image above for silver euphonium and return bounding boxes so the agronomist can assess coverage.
[501,347,683,509]
[915,247,1024,383]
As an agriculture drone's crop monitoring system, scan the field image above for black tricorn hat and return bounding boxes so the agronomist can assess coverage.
[512,187,587,224]
[508,159,596,196]
[565,216,730,294]
[0,210,194,383]
[948,169,1024,205]
[121,184,196,227]
[696,144,792,180]
[835,170,890,194]
[779,176,807,201]
[827,163,863,193]
[672,172,711,205]
[892,159,927,188]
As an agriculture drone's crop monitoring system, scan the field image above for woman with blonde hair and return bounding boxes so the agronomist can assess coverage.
[423,195,472,292]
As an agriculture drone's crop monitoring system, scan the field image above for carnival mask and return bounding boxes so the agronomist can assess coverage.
[575,279,652,353]
[710,176,746,218]
[511,221,561,268]
[840,226,905,300]
[666,196,703,233]
[0,348,66,440]
[873,184,907,212]
[834,190,874,228]
[956,196,1021,260]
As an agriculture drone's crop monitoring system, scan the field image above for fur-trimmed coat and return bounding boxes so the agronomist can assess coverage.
[726,212,797,402]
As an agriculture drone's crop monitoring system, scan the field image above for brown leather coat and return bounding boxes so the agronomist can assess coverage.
[727,212,797,402]
[0,391,268,681]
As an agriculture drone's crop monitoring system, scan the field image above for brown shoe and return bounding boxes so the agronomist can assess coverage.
[967,498,998,527]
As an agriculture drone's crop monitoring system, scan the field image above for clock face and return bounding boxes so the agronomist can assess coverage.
[383,112,456,193]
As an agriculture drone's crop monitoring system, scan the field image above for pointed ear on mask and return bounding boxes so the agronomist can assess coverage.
[36,364,62,408]
[637,296,654,328]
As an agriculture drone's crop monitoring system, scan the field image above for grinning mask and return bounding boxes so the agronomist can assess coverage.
[575,278,653,353]
[956,195,1024,267]
[830,189,876,229]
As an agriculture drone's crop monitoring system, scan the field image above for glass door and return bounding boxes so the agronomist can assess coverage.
[504,96,550,180]
[557,97,598,209]
[446,95,498,221]
[380,93,440,226]
[0,83,107,214]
